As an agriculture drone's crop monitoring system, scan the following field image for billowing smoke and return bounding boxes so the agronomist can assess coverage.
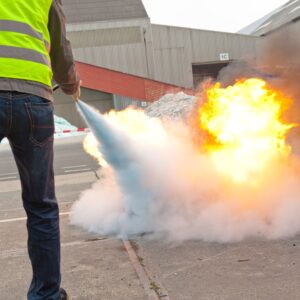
[256,26,300,156]
[218,23,300,93]
[257,25,300,101]
[70,97,300,242]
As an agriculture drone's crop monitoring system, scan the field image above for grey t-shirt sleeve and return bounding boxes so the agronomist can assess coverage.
[48,0,80,95]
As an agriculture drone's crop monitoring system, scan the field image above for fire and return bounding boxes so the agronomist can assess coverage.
[199,78,295,185]
[83,78,295,186]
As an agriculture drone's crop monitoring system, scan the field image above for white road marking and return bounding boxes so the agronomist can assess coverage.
[0,172,18,181]
[0,201,73,213]
[0,207,23,212]
[62,165,91,174]
[0,211,70,223]
[64,168,91,173]
[0,172,18,176]
[63,165,87,169]
[1,238,113,258]
[0,176,17,181]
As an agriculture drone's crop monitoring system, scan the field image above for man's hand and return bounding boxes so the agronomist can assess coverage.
[72,80,82,101]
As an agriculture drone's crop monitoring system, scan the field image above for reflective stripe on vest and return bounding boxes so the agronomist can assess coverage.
[0,20,49,49]
[0,45,49,65]
[0,0,53,87]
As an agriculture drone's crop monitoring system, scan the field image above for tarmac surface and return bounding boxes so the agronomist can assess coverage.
[1,137,300,299]
[0,136,98,180]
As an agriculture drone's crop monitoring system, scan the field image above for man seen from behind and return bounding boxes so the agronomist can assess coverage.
[0,0,81,299]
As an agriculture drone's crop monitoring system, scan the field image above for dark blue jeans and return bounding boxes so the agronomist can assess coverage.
[0,92,60,300]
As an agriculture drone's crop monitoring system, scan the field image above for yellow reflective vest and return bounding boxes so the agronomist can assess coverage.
[0,0,53,87]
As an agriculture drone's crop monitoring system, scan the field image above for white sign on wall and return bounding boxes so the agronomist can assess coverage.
[220,53,230,61]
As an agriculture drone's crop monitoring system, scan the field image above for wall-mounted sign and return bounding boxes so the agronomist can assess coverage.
[220,53,230,61]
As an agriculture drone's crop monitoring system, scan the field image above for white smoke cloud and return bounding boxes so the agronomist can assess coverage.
[70,100,300,243]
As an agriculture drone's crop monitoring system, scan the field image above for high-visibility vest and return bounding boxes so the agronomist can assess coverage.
[0,0,53,87]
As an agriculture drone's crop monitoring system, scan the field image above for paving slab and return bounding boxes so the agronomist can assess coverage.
[6,167,300,299]
[135,237,300,300]
[0,181,94,219]
[0,172,147,300]
[0,231,147,299]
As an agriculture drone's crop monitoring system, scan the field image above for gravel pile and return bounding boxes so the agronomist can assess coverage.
[145,92,196,120]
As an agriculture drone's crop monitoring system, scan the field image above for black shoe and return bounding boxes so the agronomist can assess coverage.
[60,288,69,300]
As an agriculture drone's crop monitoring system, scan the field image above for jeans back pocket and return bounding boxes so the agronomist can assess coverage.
[25,98,54,146]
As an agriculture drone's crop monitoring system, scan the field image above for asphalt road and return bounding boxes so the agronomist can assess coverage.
[0,135,99,181]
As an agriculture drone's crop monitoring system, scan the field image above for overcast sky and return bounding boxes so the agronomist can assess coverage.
[141,0,289,33]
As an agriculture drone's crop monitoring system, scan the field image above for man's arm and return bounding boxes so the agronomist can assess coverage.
[48,0,80,97]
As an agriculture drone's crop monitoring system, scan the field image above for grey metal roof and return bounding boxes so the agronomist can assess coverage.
[239,0,300,35]
[62,0,148,24]
[238,9,281,35]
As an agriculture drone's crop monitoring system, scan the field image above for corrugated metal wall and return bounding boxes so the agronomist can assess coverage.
[68,19,260,90]
[63,0,148,24]
[68,18,152,78]
[113,95,148,110]
[151,25,261,88]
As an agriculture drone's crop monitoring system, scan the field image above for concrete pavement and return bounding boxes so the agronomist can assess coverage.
[1,161,300,299]
[0,171,147,300]
[134,236,300,300]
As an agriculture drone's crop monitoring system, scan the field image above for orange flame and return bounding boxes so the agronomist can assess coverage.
[199,78,295,185]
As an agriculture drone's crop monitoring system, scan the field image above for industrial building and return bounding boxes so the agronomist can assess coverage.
[240,0,300,36]
[56,0,298,127]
